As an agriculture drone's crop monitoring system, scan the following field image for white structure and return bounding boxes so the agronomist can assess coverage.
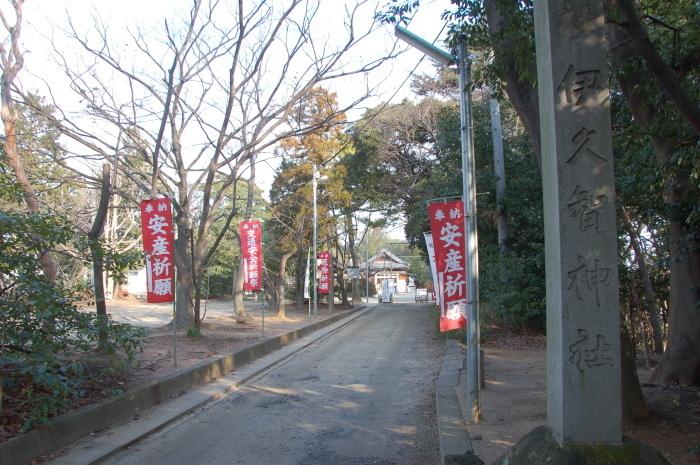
[126,267,148,298]
[359,248,411,293]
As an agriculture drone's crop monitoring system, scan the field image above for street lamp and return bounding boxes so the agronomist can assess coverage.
[312,166,319,317]
[366,225,370,304]
[312,165,329,317]
[395,25,481,422]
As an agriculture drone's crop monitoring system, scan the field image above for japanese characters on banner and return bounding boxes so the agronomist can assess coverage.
[239,220,263,291]
[428,200,468,332]
[140,198,175,303]
[317,251,331,294]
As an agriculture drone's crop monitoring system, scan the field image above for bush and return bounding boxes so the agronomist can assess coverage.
[479,244,546,330]
[0,211,144,432]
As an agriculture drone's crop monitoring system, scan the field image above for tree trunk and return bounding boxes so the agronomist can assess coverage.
[609,17,700,385]
[174,222,195,328]
[0,8,59,283]
[89,236,107,342]
[233,160,256,323]
[276,251,295,319]
[104,167,120,300]
[660,222,700,384]
[489,95,509,254]
[485,0,542,167]
[616,0,700,136]
[190,229,202,333]
[621,208,664,355]
[263,268,277,312]
[336,256,349,306]
[337,272,347,306]
[88,163,111,347]
[295,246,306,307]
[233,260,248,323]
[345,210,361,305]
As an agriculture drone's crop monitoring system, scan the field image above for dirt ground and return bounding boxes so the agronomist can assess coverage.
[464,331,700,465]
[126,301,346,386]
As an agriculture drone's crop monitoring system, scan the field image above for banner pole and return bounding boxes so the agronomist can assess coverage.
[458,42,481,422]
[313,166,318,318]
[366,228,370,303]
[329,248,334,314]
[172,199,177,370]
[173,265,177,369]
[260,291,265,338]
[306,248,311,318]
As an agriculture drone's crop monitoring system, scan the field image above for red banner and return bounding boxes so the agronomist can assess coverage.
[140,198,175,303]
[239,220,263,291]
[318,251,331,294]
[428,200,468,332]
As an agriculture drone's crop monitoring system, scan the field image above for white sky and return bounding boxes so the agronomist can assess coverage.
[17,0,451,240]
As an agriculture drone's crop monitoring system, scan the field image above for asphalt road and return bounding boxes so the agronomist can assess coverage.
[104,302,443,465]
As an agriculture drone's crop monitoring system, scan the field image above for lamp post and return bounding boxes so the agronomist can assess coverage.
[312,165,319,317]
[312,166,330,317]
[395,25,481,422]
[366,224,370,304]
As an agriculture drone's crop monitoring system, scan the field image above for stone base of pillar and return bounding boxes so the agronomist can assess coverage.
[491,426,670,465]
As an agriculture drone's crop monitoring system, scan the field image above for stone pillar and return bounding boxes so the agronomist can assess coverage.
[534,0,622,445]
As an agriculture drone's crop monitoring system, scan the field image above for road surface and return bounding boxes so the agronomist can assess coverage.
[104,302,442,465]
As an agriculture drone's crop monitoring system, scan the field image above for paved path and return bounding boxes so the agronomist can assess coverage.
[103,293,420,329]
[103,302,442,465]
[102,299,265,328]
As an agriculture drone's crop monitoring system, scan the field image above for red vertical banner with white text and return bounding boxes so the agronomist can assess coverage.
[317,251,331,294]
[428,200,468,332]
[239,220,263,291]
[140,198,175,303]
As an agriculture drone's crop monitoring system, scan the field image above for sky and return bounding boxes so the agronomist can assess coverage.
[16,0,452,239]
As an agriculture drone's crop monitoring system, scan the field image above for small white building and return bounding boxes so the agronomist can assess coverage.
[126,267,148,298]
[358,248,411,293]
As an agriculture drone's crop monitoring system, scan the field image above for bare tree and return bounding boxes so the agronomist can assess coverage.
[87,163,111,346]
[21,0,395,330]
[0,0,59,283]
[231,158,256,323]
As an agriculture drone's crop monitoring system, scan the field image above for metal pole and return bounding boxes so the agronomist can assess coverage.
[313,166,318,317]
[365,226,370,303]
[329,245,334,313]
[203,269,209,319]
[172,199,177,370]
[390,251,393,302]
[458,42,481,422]
[307,248,312,318]
[260,292,265,338]
[173,266,177,370]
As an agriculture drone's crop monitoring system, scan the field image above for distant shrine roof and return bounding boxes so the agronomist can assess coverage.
[358,248,409,271]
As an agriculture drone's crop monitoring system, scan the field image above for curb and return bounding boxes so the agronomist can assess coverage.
[436,339,484,465]
[1,306,372,465]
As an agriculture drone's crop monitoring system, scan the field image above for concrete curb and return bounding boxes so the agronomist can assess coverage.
[436,339,484,465]
[1,306,371,465]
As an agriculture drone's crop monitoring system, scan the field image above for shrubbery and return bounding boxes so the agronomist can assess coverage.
[0,211,144,432]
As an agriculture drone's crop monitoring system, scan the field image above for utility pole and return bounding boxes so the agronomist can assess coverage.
[366,225,370,303]
[329,241,334,313]
[394,25,481,422]
[458,42,481,423]
[313,166,319,317]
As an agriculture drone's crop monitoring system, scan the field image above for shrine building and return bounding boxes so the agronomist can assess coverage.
[359,248,411,293]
